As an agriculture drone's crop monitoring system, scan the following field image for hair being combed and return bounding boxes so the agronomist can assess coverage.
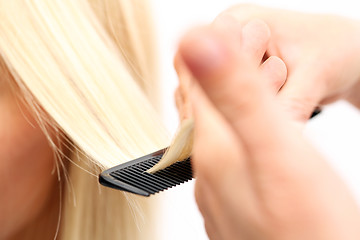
[149,118,194,173]
[0,0,180,239]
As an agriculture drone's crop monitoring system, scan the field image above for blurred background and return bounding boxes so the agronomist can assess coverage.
[150,1,360,239]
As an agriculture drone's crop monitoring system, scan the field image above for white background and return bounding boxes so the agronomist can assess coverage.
[150,1,360,239]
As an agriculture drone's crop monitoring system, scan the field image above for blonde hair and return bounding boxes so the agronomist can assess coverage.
[149,118,194,173]
[0,0,177,239]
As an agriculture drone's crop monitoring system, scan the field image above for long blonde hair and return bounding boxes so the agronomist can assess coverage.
[0,0,172,239]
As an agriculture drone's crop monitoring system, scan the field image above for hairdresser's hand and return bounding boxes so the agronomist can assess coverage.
[174,20,286,121]
[178,21,360,240]
[219,5,360,119]
[176,5,360,123]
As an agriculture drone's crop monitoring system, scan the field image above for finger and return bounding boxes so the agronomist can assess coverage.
[181,27,332,223]
[174,51,194,120]
[174,87,192,120]
[180,26,332,190]
[240,19,270,64]
[190,82,247,185]
[174,88,183,118]
[180,24,287,153]
[213,16,270,65]
[195,179,221,240]
[277,66,325,123]
[211,14,243,61]
[204,221,220,240]
[173,51,183,75]
[212,13,243,36]
[213,12,322,124]
[191,81,260,222]
[221,4,273,26]
[195,179,227,240]
[260,56,287,93]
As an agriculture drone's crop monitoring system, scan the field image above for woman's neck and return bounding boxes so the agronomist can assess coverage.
[9,180,62,240]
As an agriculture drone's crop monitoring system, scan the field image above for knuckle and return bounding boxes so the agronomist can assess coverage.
[280,97,317,122]
[273,78,286,92]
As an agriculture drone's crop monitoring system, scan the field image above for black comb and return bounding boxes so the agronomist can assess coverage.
[99,148,193,196]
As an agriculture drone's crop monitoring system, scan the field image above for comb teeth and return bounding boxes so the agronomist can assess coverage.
[99,149,193,196]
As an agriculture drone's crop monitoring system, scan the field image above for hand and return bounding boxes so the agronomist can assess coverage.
[178,20,360,240]
[176,5,360,123]
[174,17,287,122]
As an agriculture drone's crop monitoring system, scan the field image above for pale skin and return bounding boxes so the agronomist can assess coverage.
[217,5,360,118]
[176,5,360,122]
[0,74,60,240]
[175,6,360,240]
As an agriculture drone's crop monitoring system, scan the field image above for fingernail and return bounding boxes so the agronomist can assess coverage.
[180,31,227,79]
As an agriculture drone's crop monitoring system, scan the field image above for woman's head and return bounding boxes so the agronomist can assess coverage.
[0,65,60,239]
[0,0,168,239]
